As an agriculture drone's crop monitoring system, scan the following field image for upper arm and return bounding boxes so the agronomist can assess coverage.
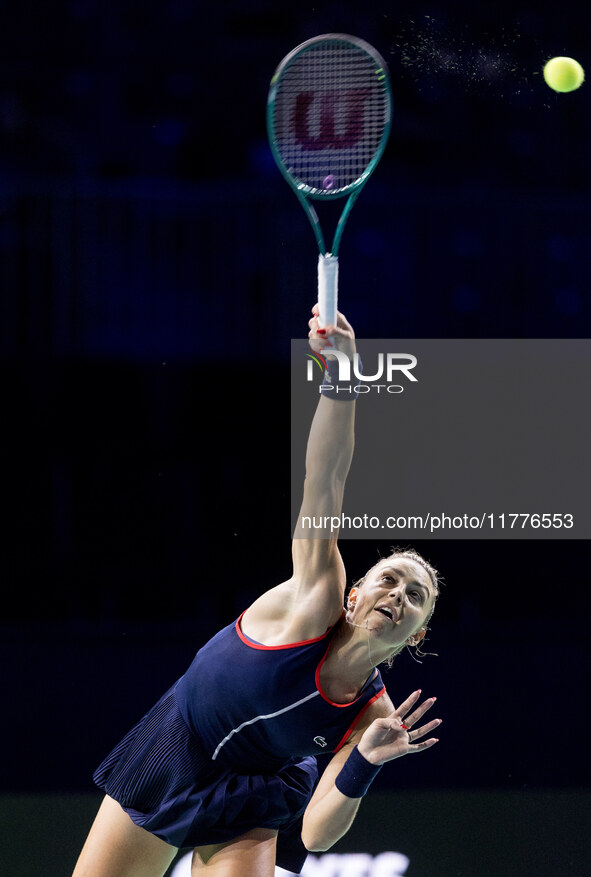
[290,536,347,617]
[290,393,355,605]
[245,344,357,640]
[241,561,346,643]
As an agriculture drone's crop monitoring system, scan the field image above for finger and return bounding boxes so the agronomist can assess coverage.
[309,317,336,340]
[308,317,334,347]
[309,314,329,334]
[393,690,422,719]
[403,696,437,727]
[309,339,333,354]
[317,335,334,348]
[409,718,442,741]
[408,737,439,752]
[373,717,398,735]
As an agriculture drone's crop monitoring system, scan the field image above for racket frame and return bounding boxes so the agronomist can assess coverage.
[267,33,393,326]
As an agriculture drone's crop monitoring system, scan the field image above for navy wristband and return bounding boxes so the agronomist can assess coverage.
[334,745,382,798]
[321,355,363,401]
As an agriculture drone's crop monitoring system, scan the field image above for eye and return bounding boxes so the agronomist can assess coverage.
[409,590,422,604]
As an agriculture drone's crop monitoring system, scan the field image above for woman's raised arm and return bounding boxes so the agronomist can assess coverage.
[290,307,358,610]
[240,307,359,642]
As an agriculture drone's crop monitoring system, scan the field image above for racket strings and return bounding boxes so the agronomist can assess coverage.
[271,39,389,194]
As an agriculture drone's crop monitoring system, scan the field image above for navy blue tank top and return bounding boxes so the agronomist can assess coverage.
[175,612,386,774]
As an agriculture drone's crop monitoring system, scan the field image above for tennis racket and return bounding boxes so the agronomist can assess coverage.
[267,33,392,328]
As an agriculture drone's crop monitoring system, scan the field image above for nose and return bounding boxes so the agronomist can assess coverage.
[389,585,403,604]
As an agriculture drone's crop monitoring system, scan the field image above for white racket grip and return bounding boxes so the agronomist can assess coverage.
[317,254,339,329]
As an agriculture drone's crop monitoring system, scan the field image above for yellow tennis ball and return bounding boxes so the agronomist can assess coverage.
[543,56,585,92]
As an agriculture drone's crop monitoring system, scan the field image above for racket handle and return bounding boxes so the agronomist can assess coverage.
[317,254,339,330]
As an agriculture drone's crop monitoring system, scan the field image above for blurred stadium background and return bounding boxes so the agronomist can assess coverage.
[1,2,590,874]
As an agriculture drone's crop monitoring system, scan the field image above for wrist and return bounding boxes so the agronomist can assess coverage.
[356,741,381,766]
[321,353,363,402]
[334,745,382,798]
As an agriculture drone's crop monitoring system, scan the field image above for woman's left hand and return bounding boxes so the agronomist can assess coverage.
[357,690,441,765]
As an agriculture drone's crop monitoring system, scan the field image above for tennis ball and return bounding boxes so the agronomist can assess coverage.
[543,56,585,93]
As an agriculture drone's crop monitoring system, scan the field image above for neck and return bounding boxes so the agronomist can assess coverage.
[327,617,378,691]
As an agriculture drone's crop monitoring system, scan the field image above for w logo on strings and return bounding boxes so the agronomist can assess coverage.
[293,89,371,150]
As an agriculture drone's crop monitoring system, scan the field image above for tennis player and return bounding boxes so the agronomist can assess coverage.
[72,307,441,877]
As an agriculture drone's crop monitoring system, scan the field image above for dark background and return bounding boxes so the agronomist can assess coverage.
[1,0,590,871]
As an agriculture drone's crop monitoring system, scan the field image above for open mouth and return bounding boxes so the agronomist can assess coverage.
[375,606,395,622]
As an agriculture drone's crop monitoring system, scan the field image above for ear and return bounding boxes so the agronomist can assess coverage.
[347,587,359,607]
[407,628,426,646]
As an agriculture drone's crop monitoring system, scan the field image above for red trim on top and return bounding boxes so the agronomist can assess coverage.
[333,687,387,752]
[315,647,382,708]
[235,610,343,651]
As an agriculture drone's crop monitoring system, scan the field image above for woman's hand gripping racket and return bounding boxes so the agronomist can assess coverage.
[267,33,392,329]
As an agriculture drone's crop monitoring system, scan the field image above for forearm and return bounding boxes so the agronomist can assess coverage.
[301,785,362,852]
[302,745,382,852]
[305,394,355,487]
[294,307,357,549]
[295,396,355,543]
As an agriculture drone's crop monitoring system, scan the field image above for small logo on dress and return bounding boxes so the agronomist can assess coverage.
[313,735,328,748]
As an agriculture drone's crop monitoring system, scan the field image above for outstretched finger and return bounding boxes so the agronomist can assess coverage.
[393,690,422,720]
[409,718,442,742]
[402,696,437,728]
[408,737,439,753]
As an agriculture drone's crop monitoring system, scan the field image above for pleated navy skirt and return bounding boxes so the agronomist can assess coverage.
[93,682,318,873]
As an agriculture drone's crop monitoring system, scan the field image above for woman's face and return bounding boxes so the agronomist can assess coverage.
[347,557,437,653]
